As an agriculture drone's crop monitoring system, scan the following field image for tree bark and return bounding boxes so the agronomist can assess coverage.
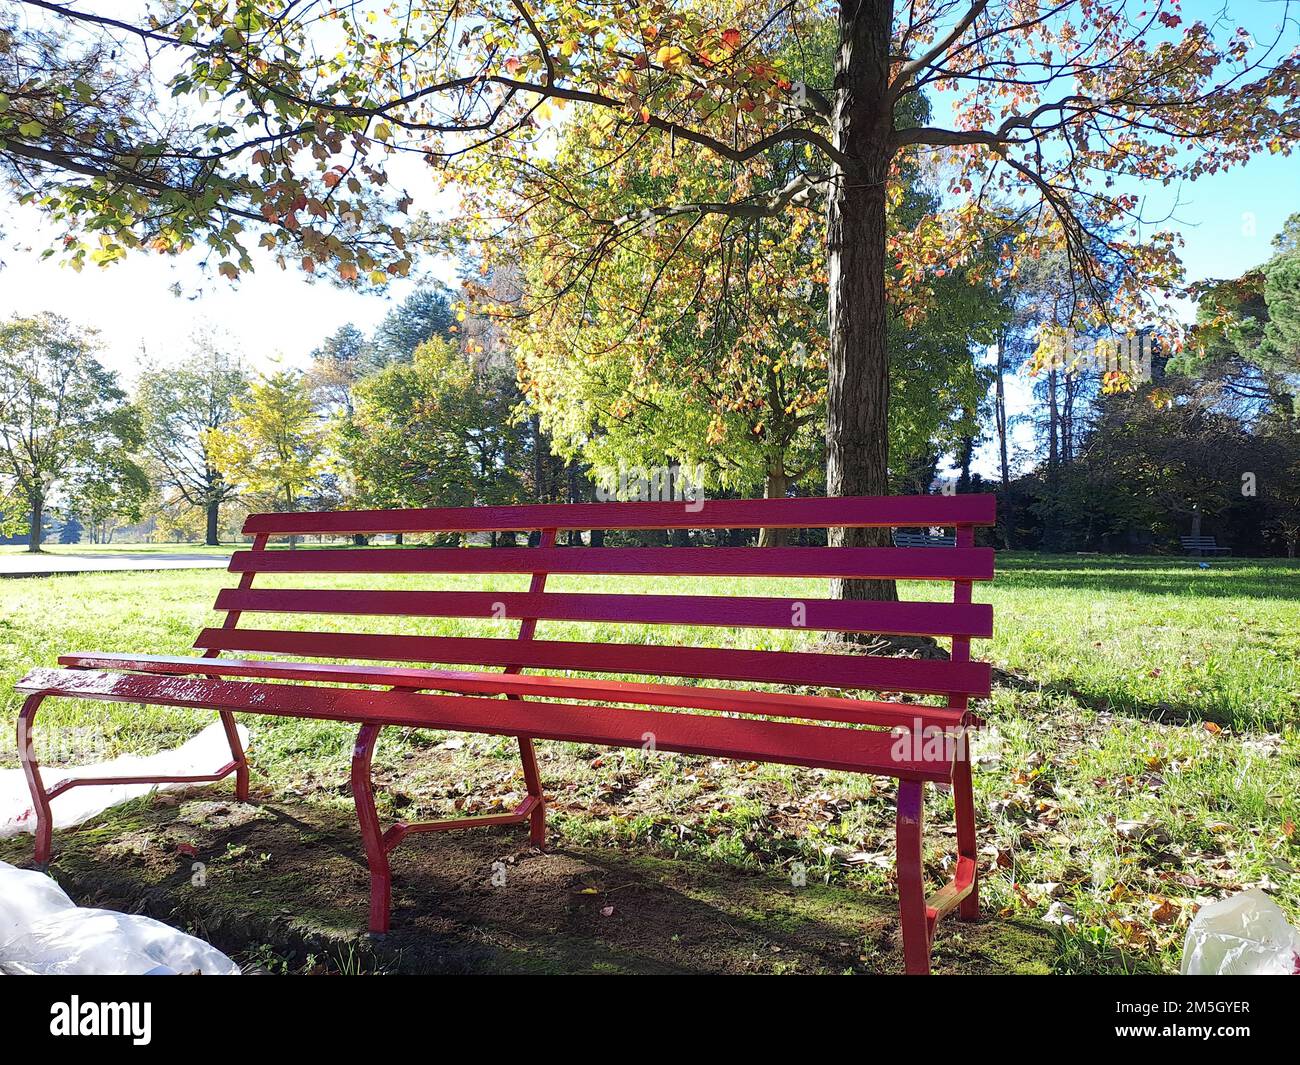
[995,333,1010,492]
[1043,365,1061,551]
[27,492,44,553]
[826,0,895,604]
[206,499,220,546]
[957,431,975,492]
[758,465,790,548]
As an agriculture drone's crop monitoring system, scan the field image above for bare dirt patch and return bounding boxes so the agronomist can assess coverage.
[0,789,1052,974]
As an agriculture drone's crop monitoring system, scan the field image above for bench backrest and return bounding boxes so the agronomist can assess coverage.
[197,495,996,720]
[1180,536,1219,546]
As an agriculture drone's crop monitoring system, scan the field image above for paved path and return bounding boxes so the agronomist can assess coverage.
[0,552,231,577]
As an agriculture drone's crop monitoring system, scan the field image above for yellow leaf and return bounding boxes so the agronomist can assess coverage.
[655,45,687,70]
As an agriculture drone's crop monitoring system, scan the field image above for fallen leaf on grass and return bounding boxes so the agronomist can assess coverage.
[1149,898,1180,924]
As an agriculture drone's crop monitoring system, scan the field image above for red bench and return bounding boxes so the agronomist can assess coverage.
[15,494,995,974]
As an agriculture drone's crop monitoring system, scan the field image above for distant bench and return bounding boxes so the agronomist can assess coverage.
[16,494,997,975]
[892,529,957,548]
[1180,536,1231,556]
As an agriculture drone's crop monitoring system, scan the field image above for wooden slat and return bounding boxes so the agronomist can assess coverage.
[17,668,952,781]
[229,545,995,581]
[212,587,993,639]
[193,628,992,697]
[59,653,964,728]
[242,494,996,536]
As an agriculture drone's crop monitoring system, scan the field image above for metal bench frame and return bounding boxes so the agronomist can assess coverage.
[16,494,996,975]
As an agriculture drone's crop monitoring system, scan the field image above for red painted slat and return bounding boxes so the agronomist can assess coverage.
[59,653,963,728]
[17,668,951,781]
[228,545,995,581]
[192,628,992,697]
[241,494,996,535]
[212,587,993,638]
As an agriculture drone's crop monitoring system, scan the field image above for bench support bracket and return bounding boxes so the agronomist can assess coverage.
[17,691,246,870]
[895,758,980,975]
[350,721,546,934]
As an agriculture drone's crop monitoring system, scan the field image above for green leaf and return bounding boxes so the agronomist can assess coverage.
[18,120,43,138]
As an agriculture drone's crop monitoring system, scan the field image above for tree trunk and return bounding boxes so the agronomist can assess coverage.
[957,431,975,492]
[758,465,790,548]
[994,333,1013,549]
[995,333,1010,491]
[1043,366,1061,551]
[206,499,220,546]
[531,413,546,502]
[27,493,43,553]
[826,0,895,604]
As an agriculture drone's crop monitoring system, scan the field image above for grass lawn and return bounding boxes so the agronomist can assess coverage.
[1,553,1296,973]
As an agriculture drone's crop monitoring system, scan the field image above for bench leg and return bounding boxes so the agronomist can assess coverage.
[217,710,250,801]
[517,736,546,849]
[952,752,979,921]
[351,722,392,934]
[896,779,931,975]
[17,694,54,868]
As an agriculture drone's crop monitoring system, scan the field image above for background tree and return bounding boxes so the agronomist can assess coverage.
[68,456,150,544]
[57,512,83,545]
[306,323,372,417]
[136,333,249,545]
[372,285,458,366]
[0,313,140,552]
[338,338,529,526]
[1182,211,1300,405]
[206,369,327,518]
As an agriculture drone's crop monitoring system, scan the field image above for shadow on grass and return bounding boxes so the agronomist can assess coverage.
[995,668,1276,730]
[993,554,1299,601]
[0,789,1054,975]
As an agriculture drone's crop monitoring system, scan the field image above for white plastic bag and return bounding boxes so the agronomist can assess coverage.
[0,862,240,975]
[1181,888,1300,975]
[0,721,250,838]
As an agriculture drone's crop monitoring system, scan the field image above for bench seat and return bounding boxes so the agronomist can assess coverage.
[55,653,965,731]
[18,667,952,782]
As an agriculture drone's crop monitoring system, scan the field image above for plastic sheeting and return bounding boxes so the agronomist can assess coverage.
[0,862,239,975]
[1181,888,1300,975]
[0,721,250,838]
